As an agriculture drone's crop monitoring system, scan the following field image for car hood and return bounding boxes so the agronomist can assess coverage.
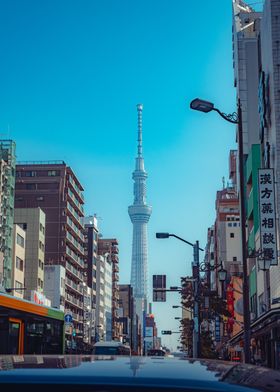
[0,355,279,391]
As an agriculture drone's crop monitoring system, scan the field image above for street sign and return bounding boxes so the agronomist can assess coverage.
[161,330,172,335]
[153,275,166,302]
[65,314,73,324]
[84,311,91,321]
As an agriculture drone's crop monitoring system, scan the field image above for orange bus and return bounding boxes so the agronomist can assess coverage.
[0,292,64,354]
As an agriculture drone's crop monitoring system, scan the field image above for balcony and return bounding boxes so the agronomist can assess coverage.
[113,264,119,273]
[67,217,84,242]
[66,261,84,281]
[68,175,84,202]
[67,202,83,228]
[66,293,83,309]
[111,245,119,254]
[66,245,84,268]
[67,189,84,216]
[111,254,119,263]
[65,277,83,295]
[66,231,84,256]
[113,273,119,282]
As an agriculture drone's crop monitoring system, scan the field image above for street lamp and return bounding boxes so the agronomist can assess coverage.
[190,97,251,364]
[218,268,227,283]
[157,232,204,358]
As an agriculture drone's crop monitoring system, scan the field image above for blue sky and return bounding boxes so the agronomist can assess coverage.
[0,0,263,350]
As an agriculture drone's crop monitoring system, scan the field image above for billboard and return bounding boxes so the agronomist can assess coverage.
[153,275,166,302]
[145,327,153,338]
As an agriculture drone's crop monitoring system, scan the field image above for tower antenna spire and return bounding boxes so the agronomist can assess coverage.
[137,104,143,157]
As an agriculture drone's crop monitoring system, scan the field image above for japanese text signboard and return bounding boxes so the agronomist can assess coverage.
[258,168,278,265]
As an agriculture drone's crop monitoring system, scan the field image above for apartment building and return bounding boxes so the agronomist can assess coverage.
[0,140,16,288]
[15,161,85,345]
[98,238,121,340]
[84,215,98,344]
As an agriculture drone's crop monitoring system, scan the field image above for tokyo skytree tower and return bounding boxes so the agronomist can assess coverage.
[128,104,152,304]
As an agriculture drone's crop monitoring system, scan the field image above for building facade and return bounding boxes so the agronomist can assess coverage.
[118,284,134,348]
[84,216,99,346]
[12,224,26,299]
[0,140,16,289]
[44,264,65,311]
[15,161,85,345]
[14,208,46,301]
[98,238,120,341]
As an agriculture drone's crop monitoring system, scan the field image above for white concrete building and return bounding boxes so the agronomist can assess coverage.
[14,208,46,301]
[104,257,112,341]
[44,264,65,311]
[12,224,26,298]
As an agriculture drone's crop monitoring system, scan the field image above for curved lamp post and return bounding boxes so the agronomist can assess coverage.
[156,232,204,358]
[190,97,250,364]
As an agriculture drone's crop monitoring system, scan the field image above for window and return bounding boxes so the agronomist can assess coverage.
[16,256,24,271]
[26,183,36,190]
[25,171,36,177]
[18,222,27,230]
[15,196,23,202]
[36,196,44,201]
[15,280,23,293]
[16,233,25,248]
[228,223,232,227]
[230,233,234,238]
[39,259,44,269]
[39,241,45,251]
[48,170,57,176]
[38,278,43,288]
[233,222,237,227]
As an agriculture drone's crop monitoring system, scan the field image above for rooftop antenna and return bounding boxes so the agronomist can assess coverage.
[137,104,143,157]
[222,176,225,189]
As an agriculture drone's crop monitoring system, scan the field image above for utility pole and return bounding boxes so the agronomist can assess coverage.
[192,240,200,358]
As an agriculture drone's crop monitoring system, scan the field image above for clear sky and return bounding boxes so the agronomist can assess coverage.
[0,0,263,350]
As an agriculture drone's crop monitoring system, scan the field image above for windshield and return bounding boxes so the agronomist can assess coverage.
[93,347,120,355]
[1,0,280,390]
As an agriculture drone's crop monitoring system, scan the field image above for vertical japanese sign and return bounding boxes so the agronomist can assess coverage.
[152,275,166,302]
[215,316,220,342]
[258,168,278,265]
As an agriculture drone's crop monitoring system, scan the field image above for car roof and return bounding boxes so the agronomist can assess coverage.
[93,341,127,347]
[0,355,278,391]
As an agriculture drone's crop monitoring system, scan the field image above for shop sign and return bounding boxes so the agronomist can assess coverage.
[258,168,278,265]
[31,290,51,306]
[215,316,220,342]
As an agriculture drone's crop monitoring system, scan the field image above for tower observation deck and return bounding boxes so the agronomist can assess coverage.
[128,104,152,302]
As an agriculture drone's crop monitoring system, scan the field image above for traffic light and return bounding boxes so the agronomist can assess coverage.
[161,330,172,335]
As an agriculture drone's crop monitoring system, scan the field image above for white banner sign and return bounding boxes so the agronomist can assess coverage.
[258,168,278,265]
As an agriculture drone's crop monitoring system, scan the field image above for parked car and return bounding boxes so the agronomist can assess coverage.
[147,349,166,356]
[92,341,131,355]
[1,355,280,391]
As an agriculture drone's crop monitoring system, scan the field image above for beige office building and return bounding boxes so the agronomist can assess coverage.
[14,208,46,301]
[12,224,26,299]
